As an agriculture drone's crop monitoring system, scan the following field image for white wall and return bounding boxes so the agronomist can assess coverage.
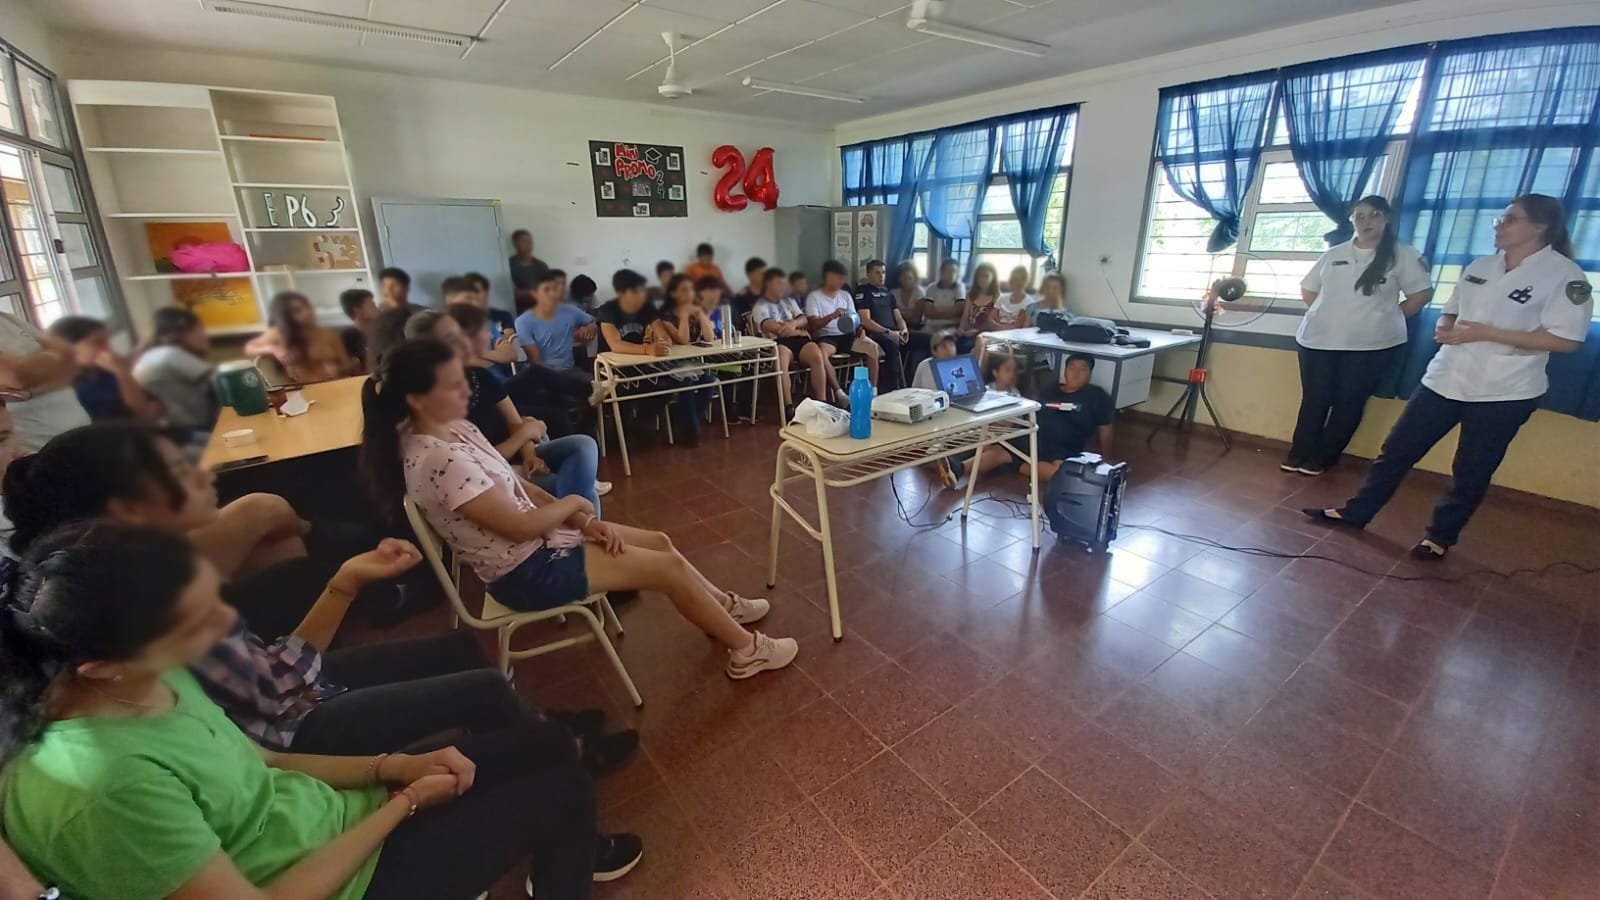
[835,0,1598,333]
[53,42,835,300]
[0,0,57,69]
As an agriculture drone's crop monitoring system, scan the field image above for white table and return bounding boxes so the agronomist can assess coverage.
[769,401,1041,640]
[593,337,784,476]
[982,326,1201,408]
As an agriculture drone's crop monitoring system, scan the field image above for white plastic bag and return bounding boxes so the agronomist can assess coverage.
[791,398,850,438]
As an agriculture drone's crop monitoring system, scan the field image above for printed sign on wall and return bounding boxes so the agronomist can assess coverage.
[590,140,689,218]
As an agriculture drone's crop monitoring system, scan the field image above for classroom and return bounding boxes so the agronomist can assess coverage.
[0,0,1595,897]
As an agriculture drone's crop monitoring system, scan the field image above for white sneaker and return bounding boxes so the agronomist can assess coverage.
[595,480,613,497]
[726,632,799,680]
[722,591,769,624]
[833,389,851,408]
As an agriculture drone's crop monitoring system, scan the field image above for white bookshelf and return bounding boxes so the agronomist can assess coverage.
[67,80,371,340]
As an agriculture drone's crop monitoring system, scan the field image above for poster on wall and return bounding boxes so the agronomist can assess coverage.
[173,277,262,330]
[589,140,688,218]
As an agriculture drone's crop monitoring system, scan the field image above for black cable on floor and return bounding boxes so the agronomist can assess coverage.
[891,473,955,530]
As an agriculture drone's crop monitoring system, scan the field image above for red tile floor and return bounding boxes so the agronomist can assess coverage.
[375,419,1600,899]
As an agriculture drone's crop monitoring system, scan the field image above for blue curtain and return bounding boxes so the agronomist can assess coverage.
[1000,108,1074,257]
[1379,27,1600,419]
[840,134,935,267]
[888,136,936,268]
[1281,47,1426,243]
[920,124,995,248]
[1156,73,1278,252]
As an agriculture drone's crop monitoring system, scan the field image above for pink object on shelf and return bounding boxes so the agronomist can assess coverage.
[170,241,249,274]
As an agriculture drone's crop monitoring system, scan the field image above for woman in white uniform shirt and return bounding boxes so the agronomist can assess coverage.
[1285,196,1433,475]
[1307,194,1592,559]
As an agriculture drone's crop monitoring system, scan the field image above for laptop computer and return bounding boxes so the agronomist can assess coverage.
[931,354,1022,413]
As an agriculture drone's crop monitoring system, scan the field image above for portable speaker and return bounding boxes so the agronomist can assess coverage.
[1043,452,1126,553]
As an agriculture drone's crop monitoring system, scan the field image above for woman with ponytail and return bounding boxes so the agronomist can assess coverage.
[1308,194,1591,558]
[0,520,638,899]
[1288,195,1434,475]
[362,339,800,679]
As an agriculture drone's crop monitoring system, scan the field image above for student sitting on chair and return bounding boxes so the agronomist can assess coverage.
[363,338,800,680]
[853,260,908,391]
[912,329,960,390]
[647,260,675,309]
[787,270,810,308]
[439,277,518,379]
[48,316,164,424]
[409,308,606,505]
[894,262,934,366]
[246,291,362,384]
[934,354,1026,488]
[1029,353,1114,482]
[752,267,843,410]
[0,520,643,900]
[957,263,1000,355]
[377,266,413,310]
[132,307,219,438]
[339,288,378,373]
[1036,272,1068,314]
[806,260,879,389]
[924,259,966,332]
[685,241,724,285]
[732,256,766,319]
[655,275,723,446]
[595,269,718,447]
[515,270,597,380]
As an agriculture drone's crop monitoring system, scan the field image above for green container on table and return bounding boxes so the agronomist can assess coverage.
[214,360,270,416]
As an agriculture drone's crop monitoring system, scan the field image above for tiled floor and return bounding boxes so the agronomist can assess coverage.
[390,418,1599,899]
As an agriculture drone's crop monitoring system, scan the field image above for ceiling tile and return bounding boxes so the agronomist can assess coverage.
[271,0,371,15]
[369,0,496,34]
[733,0,876,45]
[646,0,794,22]
[606,4,737,43]
[488,2,634,37]
[813,16,929,55]
[810,0,913,15]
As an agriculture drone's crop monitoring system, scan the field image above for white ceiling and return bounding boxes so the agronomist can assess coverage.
[36,0,1416,123]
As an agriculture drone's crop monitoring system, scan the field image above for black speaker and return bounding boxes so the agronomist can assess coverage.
[1043,452,1126,553]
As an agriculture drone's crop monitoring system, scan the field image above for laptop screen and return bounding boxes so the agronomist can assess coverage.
[931,354,983,399]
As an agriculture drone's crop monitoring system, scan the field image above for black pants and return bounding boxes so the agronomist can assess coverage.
[1290,345,1402,468]
[363,721,597,900]
[903,330,933,380]
[291,631,536,755]
[1341,386,1537,546]
[869,332,905,391]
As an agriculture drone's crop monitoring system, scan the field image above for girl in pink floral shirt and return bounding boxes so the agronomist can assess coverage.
[363,338,798,680]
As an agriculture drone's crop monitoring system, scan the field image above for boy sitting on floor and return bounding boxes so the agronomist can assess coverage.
[912,329,960,390]
[1032,353,1115,480]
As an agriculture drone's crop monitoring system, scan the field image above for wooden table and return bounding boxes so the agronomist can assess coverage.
[769,401,1041,640]
[200,375,367,470]
[982,326,1201,408]
[593,337,784,477]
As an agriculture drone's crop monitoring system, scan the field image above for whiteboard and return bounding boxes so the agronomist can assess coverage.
[371,196,511,312]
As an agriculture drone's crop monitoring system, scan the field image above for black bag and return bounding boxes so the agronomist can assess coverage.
[1044,453,1127,553]
[1036,310,1118,344]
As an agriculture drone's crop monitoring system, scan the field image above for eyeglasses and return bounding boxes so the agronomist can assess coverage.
[1493,214,1529,227]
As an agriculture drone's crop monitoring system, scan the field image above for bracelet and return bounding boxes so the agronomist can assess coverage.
[577,513,595,531]
[367,753,389,786]
[399,786,419,818]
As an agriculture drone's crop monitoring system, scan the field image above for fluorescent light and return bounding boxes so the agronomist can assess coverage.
[742,77,866,104]
[206,0,479,49]
[909,19,1049,57]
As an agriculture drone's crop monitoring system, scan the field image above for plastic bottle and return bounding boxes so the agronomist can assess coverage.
[849,366,873,439]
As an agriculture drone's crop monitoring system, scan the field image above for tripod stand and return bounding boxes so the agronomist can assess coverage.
[1147,296,1233,449]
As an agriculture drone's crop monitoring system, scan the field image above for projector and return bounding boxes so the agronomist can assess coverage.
[871,388,949,424]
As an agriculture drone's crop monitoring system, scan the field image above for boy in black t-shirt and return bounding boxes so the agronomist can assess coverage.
[732,256,766,320]
[1034,353,1115,480]
[596,269,717,446]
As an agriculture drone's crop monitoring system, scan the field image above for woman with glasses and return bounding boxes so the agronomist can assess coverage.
[1284,195,1433,476]
[1305,193,1592,559]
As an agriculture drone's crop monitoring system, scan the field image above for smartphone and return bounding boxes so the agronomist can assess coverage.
[692,340,715,348]
[211,455,269,472]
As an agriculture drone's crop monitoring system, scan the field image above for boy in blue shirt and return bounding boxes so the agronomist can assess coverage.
[515,270,596,373]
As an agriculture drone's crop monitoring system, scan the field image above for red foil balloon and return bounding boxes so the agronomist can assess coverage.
[712,144,748,211]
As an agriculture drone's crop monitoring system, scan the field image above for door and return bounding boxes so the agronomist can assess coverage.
[371,197,509,310]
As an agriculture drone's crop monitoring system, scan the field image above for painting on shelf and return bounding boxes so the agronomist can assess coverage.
[172,277,261,330]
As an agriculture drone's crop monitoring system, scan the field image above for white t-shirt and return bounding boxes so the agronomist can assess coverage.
[751,296,804,334]
[992,291,1035,328]
[924,280,965,306]
[1422,245,1592,402]
[133,345,216,430]
[0,313,91,452]
[1298,240,1432,351]
[804,288,854,337]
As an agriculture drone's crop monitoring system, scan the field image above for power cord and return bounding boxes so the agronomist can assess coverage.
[891,472,956,530]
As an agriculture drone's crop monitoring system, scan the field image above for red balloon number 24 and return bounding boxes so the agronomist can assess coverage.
[712,145,780,212]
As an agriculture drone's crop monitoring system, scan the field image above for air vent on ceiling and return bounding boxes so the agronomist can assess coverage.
[206,0,480,49]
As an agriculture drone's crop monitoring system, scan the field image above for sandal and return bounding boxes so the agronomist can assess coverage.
[1410,539,1448,560]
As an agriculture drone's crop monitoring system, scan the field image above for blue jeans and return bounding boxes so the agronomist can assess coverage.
[531,434,601,514]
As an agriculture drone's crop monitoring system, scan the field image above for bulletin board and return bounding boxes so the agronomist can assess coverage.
[589,140,688,218]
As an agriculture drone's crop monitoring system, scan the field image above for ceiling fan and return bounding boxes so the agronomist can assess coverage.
[657,32,694,99]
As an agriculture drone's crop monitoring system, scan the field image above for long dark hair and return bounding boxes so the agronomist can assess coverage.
[366,304,417,371]
[1511,193,1574,259]
[360,338,457,516]
[1352,195,1399,297]
[268,291,316,363]
[665,273,695,309]
[0,521,197,762]
[2,424,188,558]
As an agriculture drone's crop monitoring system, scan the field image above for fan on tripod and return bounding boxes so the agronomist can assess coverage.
[1147,251,1281,450]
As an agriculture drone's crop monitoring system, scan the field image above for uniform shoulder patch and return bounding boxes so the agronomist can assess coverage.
[1567,280,1593,305]
[1464,274,1488,285]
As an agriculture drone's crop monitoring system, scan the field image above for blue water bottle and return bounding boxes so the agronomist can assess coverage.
[849,366,873,439]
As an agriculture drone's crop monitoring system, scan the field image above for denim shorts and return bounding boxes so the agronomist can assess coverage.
[489,543,590,610]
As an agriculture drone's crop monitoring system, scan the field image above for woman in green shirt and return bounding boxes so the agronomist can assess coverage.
[0,521,638,899]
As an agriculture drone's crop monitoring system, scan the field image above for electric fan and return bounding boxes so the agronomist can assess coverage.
[1147,251,1282,450]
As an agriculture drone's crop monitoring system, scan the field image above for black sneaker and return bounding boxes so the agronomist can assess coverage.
[581,729,640,776]
[545,708,607,738]
[1279,459,1301,473]
[593,833,644,882]
[1293,463,1325,476]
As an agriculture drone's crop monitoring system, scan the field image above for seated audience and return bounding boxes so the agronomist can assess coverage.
[894,262,933,359]
[647,260,676,308]
[0,309,91,452]
[0,424,634,769]
[806,260,878,389]
[568,274,601,367]
[665,274,717,344]
[958,263,1001,354]
[685,241,723,285]
[464,269,517,334]
[787,270,810,308]
[366,305,416,372]
[752,267,842,409]
[509,228,549,313]
[694,275,733,339]
[732,256,766,319]
[516,270,596,375]
[378,266,412,310]
[924,259,966,331]
[991,266,1036,330]
[447,274,518,378]
[853,259,906,391]
[412,308,604,503]
[1037,272,1068,313]
[364,338,799,679]
[132,307,218,436]
[911,329,960,390]
[0,520,642,899]
[339,288,378,372]
[48,316,163,424]
[246,291,361,383]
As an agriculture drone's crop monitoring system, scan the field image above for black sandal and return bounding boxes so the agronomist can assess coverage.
[1300,507,1364,529]
[1410,539,1448,560]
